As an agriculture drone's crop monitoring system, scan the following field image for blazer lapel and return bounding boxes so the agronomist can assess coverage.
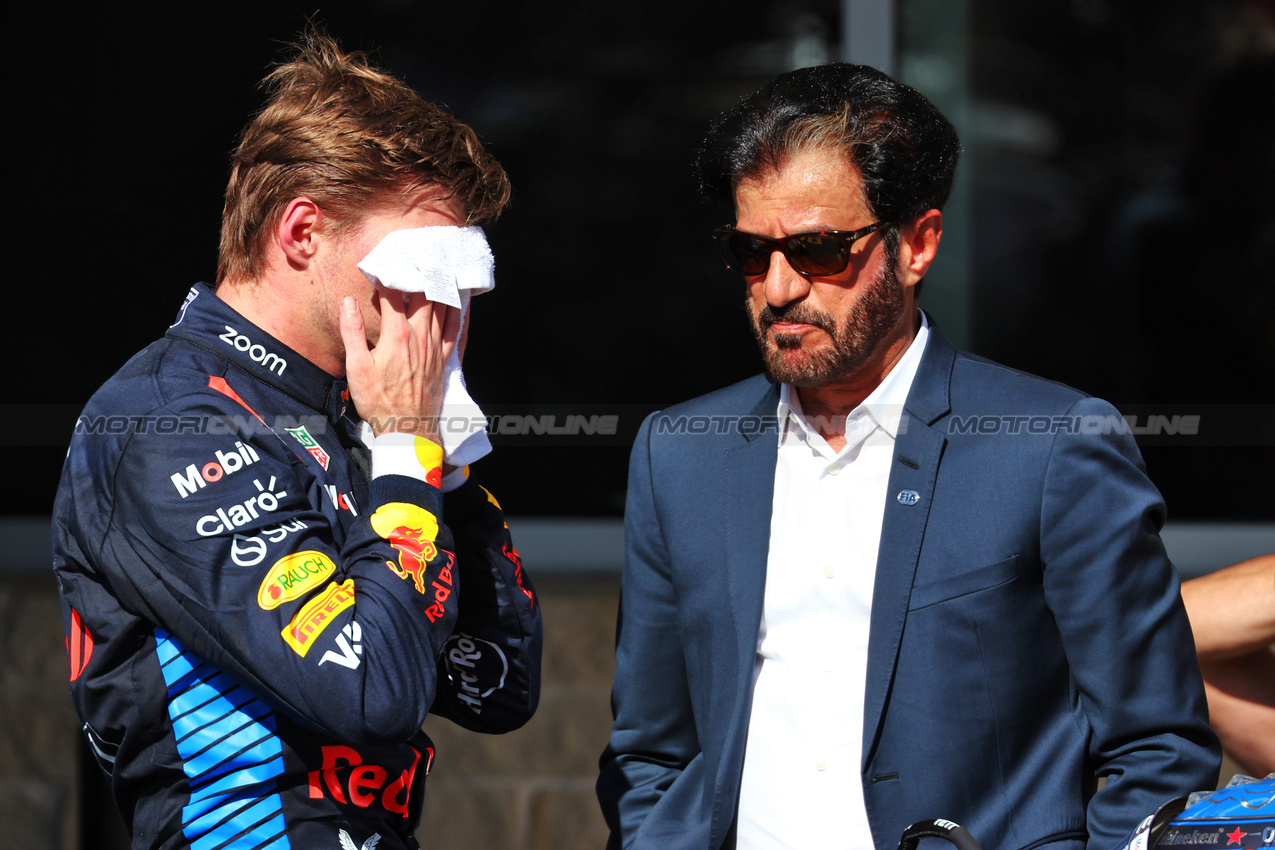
[722,384,781,688]
[861,323,955,768]
[712,382,780,843]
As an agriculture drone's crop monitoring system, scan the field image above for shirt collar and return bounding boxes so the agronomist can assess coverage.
[776,310,930,446]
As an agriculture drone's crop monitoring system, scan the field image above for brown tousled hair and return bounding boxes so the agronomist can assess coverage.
[217,30,511,284]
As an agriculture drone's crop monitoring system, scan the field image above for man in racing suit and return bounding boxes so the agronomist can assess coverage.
[52,32,541,850]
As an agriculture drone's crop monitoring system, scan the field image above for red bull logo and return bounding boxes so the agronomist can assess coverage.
[307,744,424,817]
[424,552,455,623]
[371,503,439,595]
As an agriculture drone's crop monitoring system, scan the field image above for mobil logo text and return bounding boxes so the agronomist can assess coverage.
[171,441,260,498]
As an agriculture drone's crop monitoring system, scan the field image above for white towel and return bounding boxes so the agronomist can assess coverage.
[357,226,494,467]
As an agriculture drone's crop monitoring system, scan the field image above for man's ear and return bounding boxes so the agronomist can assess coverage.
[276,197,323,270]
[897,208,943,288]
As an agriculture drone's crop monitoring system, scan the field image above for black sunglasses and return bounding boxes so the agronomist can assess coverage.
[711,223,882,277]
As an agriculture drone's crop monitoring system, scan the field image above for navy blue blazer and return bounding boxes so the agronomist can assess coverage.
[598,325,1219,850]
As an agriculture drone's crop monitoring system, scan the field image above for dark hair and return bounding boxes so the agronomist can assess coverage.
[218,30,510,285]
[695,63,960,226]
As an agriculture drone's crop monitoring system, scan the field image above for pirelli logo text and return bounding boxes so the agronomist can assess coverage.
[282,580,356,657]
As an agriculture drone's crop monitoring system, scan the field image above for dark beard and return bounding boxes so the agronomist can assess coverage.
[746,261,906,388]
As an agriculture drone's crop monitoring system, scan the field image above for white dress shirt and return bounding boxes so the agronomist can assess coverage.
[736,314,930,849]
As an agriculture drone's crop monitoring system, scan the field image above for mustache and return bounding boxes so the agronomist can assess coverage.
[757,303,834,333]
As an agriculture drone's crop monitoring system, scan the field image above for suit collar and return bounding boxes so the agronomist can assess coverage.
[903,311,955,426]
[738,380,781,443]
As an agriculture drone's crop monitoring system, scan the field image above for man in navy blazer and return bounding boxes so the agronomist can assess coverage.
[597,64,1219,850]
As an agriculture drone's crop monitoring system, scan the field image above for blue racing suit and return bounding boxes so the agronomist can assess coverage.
[52,282,542,850]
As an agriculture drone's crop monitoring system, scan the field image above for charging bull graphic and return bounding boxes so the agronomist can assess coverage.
[370,503,454,622]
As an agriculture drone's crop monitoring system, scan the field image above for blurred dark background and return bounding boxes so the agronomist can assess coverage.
[8,0,1274,521]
